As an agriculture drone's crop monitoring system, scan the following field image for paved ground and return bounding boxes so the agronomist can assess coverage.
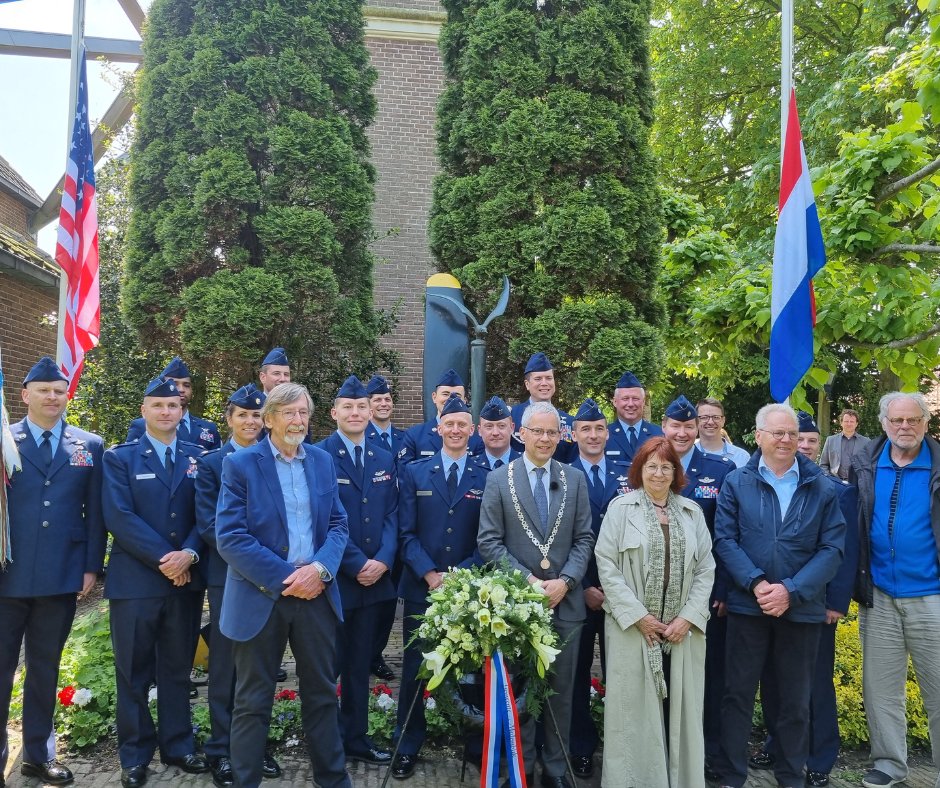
[4,600,939,787]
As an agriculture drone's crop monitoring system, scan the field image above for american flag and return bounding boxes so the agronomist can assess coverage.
[55,45,100,398]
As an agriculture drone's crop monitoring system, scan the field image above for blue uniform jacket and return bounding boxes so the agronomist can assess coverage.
[365,422,406,458]
[314,432,398,611]
[215,437,348,641]
[714,451,846,622]
[823,474,859,615]
[509,402,577,463]
[398,453,490,605]
[604,419,664,465]
[1,420,105,597]
[102,438,206,599]
[127,414,221,451]
[398,419,484,465]
[194,441,238,588]
[568,457,631,588]
[682,447,735,600]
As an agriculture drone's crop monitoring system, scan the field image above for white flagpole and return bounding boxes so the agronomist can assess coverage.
[780,0,793,169]
[56,0,87,366]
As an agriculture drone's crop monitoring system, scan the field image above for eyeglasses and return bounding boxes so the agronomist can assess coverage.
[277,409,310,421]
[524,427,561,439]
[643,463,675,475]
[698,415,723,423]
[887,416,925,427]
[761,429,798,441]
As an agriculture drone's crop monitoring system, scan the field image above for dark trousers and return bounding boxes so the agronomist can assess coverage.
[230,595,349,788]
[338,602,383,752]
[109,593,203,768]
[569,607,605,757]
[704,608,728,761]
[371,596,398,665]
[394,601,429,756]
[0,594,76,771]
[205,584,236,759]
[760,621,840,773]
[716,613,820,788]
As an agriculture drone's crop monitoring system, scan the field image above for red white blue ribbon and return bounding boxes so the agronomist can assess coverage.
[480,651,527,788]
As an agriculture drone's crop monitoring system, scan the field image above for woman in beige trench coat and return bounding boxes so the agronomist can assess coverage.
[595,437,715,788]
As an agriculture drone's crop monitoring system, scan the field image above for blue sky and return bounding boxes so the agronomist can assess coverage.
[0,0,146,251]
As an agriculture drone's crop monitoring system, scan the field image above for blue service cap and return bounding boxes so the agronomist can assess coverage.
[479,396,511,421]
[524,352,553,375]
[23,356,68,385]
[616,371,643,389]
[161,356,192,379]
[336,375,368,399]
[434,368,465,389]
[440,392,471,416]
[664,394,697,422]
[366,375,391,396]
[262,347,289,367]
[574,398,605,422]
[145,376,180,398]
[229,383,265,410]
[797,410,819,433]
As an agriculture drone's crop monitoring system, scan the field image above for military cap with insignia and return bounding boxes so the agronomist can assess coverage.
[573,397,606,422]
[524,352,554,375]
[664,395,697,422]
[160,355,192,379]
[435,368,465,388]
[261,347,289,367]
[797,410,819,433]
[336,374,369,399]
[229,383,265,410]
[366,374,391,397]
[144,376,180,398]
[479,396,511,421]
[23,355,69,385]
[440,392,471,416]
[616,370,644,389]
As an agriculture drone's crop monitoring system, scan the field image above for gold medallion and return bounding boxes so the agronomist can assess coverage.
[540,557,551,570]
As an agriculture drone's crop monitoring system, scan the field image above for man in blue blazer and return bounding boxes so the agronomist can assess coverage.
[103,377,209,788]
[474,396,521,470]
[216,383,351,788]
[392,394,491,778]
[0,357,105,786]
[509,353,576,463]
[604,371,663,465]
[315,376,398,765]
[195,384,280,788]
[126,357,221,450]
[566,398,631,778]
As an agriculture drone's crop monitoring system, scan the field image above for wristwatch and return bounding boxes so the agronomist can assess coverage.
[561,574,577,592]
[312,561,333,582]
[183,548,199,565]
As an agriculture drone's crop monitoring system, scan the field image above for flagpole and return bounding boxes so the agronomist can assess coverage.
[780,0,793,169]
[56,0,87,366]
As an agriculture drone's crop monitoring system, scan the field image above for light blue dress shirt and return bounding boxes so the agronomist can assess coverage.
[269,441,314,565]
[758,455,800,519]
[440,450,468,483]
[523,455,552,506]
[337,430,366,460]
[578,456,606,479]
[25,417,62,454]
[144,432,178,467]
[485,449,513,468]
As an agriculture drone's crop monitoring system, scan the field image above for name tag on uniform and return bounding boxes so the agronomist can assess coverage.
[136,473,157,480]
[337,478,351,485]
[416,490,433,496]
[606,450,621,456]
[420,450,434,456]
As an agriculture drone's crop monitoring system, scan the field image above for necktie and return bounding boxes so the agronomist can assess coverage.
[447,462,458,501]
[40,430,53,469]
[165,446,175,481]
[381,432,391,451]
[355,445,364,481]
[591,464,602,491]
[178,418,189,442]
[534,466,549,534]
[628,425,638,452]
[493,459,504,469]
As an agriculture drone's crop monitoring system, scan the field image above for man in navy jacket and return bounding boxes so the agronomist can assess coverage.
[0,357,105,786]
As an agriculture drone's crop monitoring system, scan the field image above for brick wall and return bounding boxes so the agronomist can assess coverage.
[0,272,57,422]
[0,192,30,236]
[367,34,445,428]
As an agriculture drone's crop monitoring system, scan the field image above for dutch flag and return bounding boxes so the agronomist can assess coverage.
[769,88,826,403]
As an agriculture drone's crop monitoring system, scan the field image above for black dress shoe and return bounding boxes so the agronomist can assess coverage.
[805,772,830,787]
[346,746,392,765]
[261,754,281,779]
[571,755,593,778]
[162,753,211,774]
[541,775,573,788]
[21,760,74,785]
[747,750,774,770]
[275,666,288,682]
[704,760,721,782]
[371,658,396,681]
[392,754,418,779]
[211,757,234,788]
[120,765,148,788]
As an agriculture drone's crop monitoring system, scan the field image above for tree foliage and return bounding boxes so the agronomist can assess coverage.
[124,0,395,425]
[429,0,664,408]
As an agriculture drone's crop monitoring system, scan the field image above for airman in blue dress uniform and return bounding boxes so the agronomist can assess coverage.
[195,384,280,788]
[126,357,221,450]
[257,348,291,395]
[0,357,105,787]
[605,371,663,464]
[315,375,398,765]
[509,353,576,463]
[103,376,210,788]
[474,396,521,470]
[398,369,482,465]
[392,394,491,779]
